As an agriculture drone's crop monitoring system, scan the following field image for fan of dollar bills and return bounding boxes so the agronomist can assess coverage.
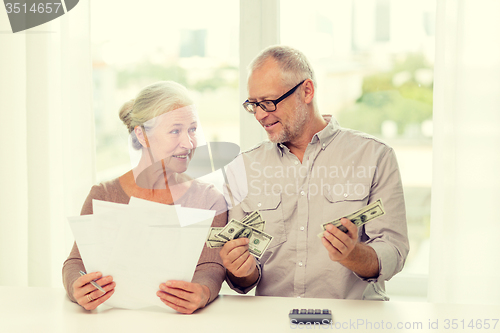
[317,198,386,238]
[205,211,273,259]
[205,199,385,258]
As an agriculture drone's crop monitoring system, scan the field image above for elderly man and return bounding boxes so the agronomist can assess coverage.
[220,45,409,300]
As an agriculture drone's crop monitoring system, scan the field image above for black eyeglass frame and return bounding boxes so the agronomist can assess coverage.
[242,79,306,114]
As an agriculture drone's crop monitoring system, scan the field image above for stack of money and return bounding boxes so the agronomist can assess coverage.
[317,199,386,238]
[205,211,273,259]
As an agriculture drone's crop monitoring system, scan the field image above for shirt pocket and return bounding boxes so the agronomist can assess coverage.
[240,193,286,250]
[322,182,371,224]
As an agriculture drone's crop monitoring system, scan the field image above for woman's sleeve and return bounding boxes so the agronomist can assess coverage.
[190,190,228,305]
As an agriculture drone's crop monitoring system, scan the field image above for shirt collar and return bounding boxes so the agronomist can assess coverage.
[276,142,288,156]
[312,114,340,148]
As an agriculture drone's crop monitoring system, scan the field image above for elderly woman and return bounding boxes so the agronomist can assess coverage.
[62,81,227,314]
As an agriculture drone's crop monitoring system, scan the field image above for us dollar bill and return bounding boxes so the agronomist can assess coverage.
[248,220,266,231]
[205,227,225,248]
[244,210,266,231]
[241,211,263,225]
[318,199,385,238]
[216,219,273,259]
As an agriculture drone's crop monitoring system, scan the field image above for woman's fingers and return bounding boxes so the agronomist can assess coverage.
[157,281,209,314]
[73,272,115,310]
[81,289,116,311]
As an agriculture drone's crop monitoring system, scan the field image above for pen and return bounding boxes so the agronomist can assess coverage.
[79,270,106,293]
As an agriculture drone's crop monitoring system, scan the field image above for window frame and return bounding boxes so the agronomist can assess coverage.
[239,0,428,301]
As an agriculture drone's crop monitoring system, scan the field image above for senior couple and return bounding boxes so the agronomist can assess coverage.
[62,45,409,314]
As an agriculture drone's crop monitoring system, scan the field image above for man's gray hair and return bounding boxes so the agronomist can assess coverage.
[248,45,316,88]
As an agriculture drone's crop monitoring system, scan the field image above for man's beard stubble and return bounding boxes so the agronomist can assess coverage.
[268,102,309,144]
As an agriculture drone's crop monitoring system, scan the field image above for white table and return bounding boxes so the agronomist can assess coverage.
[1,286,499,333]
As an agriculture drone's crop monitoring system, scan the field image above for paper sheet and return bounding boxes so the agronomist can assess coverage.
[68,198,215,309]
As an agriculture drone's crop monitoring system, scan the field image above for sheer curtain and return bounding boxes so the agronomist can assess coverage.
[0,2,94,287]
[429,0,500,305]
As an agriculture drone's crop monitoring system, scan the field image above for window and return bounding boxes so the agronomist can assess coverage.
[91,0,240,182]
[281,0,436,300]
[90,0,434,299]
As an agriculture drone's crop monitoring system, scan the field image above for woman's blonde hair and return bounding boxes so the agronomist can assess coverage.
[119,81,193,149]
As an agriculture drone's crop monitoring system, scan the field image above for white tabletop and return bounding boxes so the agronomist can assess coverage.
[1,286,499,333]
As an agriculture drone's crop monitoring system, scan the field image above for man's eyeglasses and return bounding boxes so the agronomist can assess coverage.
[242,80,306,114]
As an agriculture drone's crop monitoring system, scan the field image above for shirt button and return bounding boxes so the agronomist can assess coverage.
[322,143,326,147]
[298,262,303,267]
[300,191,305,196]
[343,193,348,198]
[257,202,262,207]
[294,161,299,165]
[300,226,305,231]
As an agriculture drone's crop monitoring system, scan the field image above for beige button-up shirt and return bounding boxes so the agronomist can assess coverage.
[224,116,409,300]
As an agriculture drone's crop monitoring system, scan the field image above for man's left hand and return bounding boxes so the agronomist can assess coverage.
[321,218,358,262]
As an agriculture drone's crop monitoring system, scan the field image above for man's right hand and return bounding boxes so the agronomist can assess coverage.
[219,238,259,287]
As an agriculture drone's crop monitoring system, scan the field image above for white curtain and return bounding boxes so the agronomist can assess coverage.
[429,0,500,305]
[0,1,94,287]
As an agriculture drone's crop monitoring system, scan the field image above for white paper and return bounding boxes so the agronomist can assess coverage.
[92,199,128,215]
[67,199,215,310]
[67,215,106,274]
[129,196,215,227]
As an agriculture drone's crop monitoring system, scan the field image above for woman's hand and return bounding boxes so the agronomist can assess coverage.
[156,281,210,314]
[72,272,116,310]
